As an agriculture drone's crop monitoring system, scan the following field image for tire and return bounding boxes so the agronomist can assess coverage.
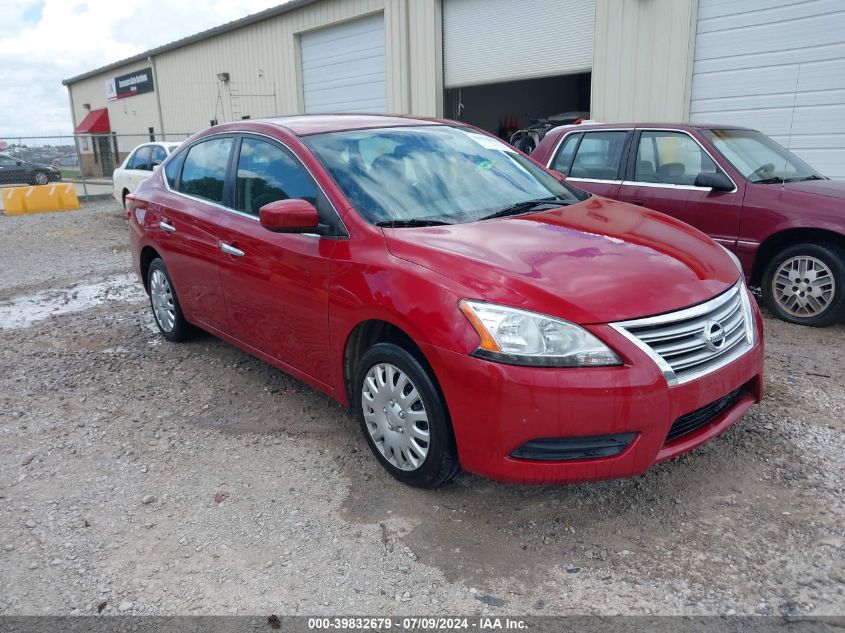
[31,171,49,186]
[761,242,845,327]
[146,258,192,342]
[353,342,460,488]
[122,190,129,210]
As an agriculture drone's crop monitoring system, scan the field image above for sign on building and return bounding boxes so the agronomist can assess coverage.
[106,67,154,100]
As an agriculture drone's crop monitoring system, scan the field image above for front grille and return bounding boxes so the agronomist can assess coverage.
[612,282,753,385]
[665,387,745,444]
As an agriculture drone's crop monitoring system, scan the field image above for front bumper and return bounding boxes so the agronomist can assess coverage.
[421,293,764,484]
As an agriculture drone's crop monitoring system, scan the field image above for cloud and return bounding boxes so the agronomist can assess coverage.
[0,0,283,137]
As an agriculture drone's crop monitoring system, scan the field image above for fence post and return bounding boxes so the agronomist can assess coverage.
[72,134,89,201]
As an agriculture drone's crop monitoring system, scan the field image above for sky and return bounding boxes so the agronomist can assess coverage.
[0,0,284,138]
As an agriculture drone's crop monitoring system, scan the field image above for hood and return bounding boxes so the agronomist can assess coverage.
[32,162,57,170]
[780,178,845,199]
[383,196,739,324]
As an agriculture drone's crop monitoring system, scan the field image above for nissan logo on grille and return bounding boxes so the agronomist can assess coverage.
[703,320,727,351]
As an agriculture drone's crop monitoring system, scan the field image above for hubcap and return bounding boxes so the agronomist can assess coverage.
[773,255,835,318]
[361,363,430,471]
[35,172,48,185]
[150,269,176,333]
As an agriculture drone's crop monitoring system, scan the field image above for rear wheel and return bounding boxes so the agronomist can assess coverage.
[761,243,845,327]
[354,342,459,488]
[147,258,192,341]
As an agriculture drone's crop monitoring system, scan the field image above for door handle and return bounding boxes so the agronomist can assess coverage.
[159,221,176,232]
[630,199,645,206]
[220,242,245,257]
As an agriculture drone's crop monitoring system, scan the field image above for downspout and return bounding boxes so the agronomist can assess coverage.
[65,83,89,198]
[148,55,165,139]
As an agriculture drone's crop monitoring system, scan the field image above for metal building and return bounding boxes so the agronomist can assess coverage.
[63,0,845,179]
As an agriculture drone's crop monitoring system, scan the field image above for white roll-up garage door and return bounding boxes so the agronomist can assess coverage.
[443,0,595,88]
[690,0,845,179]
[300,13,387,114]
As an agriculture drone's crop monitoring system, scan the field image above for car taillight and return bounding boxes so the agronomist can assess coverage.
[126,193,136,218]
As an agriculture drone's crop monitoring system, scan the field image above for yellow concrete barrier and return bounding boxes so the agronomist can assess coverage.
[2,183,81,216]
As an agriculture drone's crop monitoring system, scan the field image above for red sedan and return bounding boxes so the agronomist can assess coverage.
[532,123,845,327]
[128,115,763,488]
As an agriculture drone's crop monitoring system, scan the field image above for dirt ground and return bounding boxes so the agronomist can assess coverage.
[0,201,843,616]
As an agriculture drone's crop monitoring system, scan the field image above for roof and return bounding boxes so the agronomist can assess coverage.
[261,114,443,136]
[553,122,756,132]
[74,108,111,134]
[62,0,321,85]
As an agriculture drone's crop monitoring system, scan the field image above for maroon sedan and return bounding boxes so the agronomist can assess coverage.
[533,123,845,327]
[128,115,763,487]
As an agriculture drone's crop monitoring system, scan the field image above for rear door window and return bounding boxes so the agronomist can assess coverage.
[178,137,234,204]
[550,133,580,173]
[164,152,184,189]
[569,131,627,181]
[128,147,150,170]
[149,146,168,170]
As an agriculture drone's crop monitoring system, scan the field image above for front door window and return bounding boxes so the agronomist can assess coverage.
[635,131,719,186]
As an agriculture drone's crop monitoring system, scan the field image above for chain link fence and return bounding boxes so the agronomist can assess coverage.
[0,132,194,201]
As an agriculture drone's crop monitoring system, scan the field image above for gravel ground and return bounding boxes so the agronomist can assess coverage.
[0,200,843,616]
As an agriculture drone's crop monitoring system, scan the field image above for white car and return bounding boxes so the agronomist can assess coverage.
[113,142,181,208]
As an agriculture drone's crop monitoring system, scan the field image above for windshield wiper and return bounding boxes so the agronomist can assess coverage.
[479,196,572,221]
[757,174,826,185]
[375,219,453,228]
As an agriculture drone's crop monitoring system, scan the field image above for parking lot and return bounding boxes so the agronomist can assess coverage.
[0,200,843,616]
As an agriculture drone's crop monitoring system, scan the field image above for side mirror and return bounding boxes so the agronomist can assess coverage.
[548,169,567,182]
[695,172,734,192]
[16,160,22,166]
[259,198,321,234]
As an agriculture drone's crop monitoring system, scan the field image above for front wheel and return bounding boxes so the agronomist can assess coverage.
[32,171,49,185]
[354,343,459,488]
[761,243,845,327]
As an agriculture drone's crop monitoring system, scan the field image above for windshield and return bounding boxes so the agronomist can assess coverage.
[702,128,824,184]
[302,125,584,225]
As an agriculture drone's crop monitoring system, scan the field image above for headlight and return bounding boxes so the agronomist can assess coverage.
[458,300,622,367]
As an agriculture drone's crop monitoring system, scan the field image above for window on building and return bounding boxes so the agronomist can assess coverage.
[235,137,317,216]
[178,137,234,203]
[569,131,627,181]
[148,127,155,142]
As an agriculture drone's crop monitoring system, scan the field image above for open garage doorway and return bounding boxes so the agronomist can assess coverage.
[444,72,591,143]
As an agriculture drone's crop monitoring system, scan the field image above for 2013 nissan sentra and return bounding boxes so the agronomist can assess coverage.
[128,115,764,488]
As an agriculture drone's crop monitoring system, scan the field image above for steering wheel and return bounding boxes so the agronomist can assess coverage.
[749,163,776,179]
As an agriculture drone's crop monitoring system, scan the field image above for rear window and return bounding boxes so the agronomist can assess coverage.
[178,138,233,204]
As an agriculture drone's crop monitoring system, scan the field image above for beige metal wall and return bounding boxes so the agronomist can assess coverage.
[591,0,698,122]
[68,58,163,156]
[66,0,443,140]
